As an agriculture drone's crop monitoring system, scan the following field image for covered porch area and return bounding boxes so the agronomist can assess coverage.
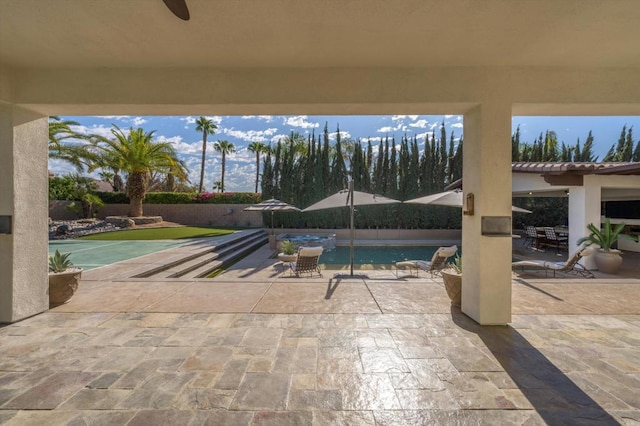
[3,1,640,326]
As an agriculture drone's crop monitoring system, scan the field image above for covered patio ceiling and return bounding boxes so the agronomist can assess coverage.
[2,1,640,117]
[2,0,640,71]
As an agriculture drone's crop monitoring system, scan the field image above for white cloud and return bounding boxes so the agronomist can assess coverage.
[283,115,319,129]
[91,116,148,127]
[409,119,428,129]
[377,126,396,133]
[242,115,274,122]
[71,124,115,140]
[451,122,464,129]
[223,127,279,142]
[329,130,352,141]
[132,117,147,126]
[391,115,419,121]
[94,115,128,120]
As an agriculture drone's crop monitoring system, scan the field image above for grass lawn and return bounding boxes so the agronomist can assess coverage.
[77,226,238,241]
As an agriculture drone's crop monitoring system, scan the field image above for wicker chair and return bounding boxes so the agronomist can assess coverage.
[286,246,323,277]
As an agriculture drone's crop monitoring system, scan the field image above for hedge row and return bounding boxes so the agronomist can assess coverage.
[95,192,262,205]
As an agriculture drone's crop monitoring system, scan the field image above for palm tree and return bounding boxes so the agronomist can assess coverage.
[213,140,235,193]
[91,125,187,217]
[195,117,218,193]
[48,116,93,171]
[247,142,268,193]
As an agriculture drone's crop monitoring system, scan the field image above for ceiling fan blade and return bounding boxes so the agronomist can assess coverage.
[162,0,190,21]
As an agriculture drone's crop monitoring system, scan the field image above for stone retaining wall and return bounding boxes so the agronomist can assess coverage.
[49,201,264,227]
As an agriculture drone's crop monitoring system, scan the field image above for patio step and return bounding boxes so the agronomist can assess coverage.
[166,232,267,278]
[131,229,267,278]
[177,234,268,278]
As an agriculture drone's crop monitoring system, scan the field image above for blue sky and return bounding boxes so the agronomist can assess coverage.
[51,115,640,192]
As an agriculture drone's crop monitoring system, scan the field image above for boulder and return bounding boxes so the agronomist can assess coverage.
[105,216,135,228]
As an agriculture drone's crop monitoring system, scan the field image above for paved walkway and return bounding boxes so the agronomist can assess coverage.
[1,243,640,425]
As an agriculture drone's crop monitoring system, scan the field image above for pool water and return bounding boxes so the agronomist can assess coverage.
[320,246,442,265]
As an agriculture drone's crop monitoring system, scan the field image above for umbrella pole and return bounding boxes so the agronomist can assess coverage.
[271,211,274,235]
[349,180,354,276]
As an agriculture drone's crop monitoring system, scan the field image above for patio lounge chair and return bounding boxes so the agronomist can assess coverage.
[512,246,595,278]
[286,246,323,277]
[395,245,458,277]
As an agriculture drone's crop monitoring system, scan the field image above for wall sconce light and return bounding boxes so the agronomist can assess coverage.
[463,193,474,216]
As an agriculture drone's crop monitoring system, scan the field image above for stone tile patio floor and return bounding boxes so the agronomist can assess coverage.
[1,243,640,425]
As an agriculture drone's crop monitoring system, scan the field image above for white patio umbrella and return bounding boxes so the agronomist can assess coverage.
[303,181,401,276]
[243,198,301,234]
[405,190,532,213]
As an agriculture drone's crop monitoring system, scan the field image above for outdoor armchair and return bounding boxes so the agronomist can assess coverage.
[395,245,458,277]
[286,246,323,277]
[512,246,595,278]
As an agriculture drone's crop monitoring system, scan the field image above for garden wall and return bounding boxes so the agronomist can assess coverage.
[273,228,462,242]
[49,201,264,227]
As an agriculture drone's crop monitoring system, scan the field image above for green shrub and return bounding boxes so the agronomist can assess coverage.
[145,192,196,204]
[48,250,74,273]
[280,240,297,255]
[191,192,262,204]
[96,191,129,204]
[95,191,261,205]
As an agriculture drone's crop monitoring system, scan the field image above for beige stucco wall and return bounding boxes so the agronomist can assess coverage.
[10,67,640,117]
[0,107,48,323]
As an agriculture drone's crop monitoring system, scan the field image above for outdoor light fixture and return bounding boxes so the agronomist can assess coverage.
[463,193,475,216]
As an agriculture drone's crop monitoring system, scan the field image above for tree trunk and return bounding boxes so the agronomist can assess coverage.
[129,197,143,217]
[199,133,207,193]
[221,152,226,192]
[255,152,260,193]
[126,171,148,217]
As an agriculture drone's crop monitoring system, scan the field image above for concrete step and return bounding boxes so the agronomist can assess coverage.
[130,229,266,278]
[179,235,268,278]
[167,233,267,278]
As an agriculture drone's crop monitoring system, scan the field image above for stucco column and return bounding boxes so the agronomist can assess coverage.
[462,103,513,325]
[568,176,602,270]
[0,105,49,323]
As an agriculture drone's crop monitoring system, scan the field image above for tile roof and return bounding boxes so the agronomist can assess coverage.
[512,162,640,175]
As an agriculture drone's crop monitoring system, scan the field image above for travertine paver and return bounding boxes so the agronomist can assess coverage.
[1,243,640,424]
[1,309,639,424]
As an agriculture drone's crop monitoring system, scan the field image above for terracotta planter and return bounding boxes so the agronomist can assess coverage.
[48,268,82,308]
[441,270,462,307]
[594,249,623,274]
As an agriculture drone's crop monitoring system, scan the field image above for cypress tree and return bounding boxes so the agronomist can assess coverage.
[388,137,398,196]
[512,126,521,161]
[373,140,384,193]
[330,125,348,191]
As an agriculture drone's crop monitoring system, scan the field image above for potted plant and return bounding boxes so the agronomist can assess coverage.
[577,218,638,274]
[441,255,462,307]
[48,250,82,307]
[277,240,298,262]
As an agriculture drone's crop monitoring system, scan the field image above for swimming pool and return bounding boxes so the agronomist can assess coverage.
[320,246,444,265]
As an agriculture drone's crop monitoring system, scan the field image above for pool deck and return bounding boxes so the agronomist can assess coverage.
[1,239,640,424]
